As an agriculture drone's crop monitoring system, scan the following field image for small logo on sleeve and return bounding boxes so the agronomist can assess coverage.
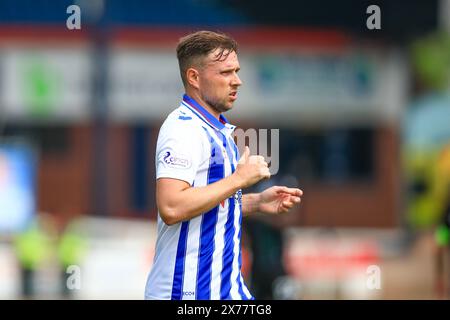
[162,151,191,169]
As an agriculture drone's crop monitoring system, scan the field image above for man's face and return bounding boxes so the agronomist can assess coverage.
[197,49,242,114]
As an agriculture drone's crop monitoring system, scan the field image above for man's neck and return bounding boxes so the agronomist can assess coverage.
[185,90,221,120]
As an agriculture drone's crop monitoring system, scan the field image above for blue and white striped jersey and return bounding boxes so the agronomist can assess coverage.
[145,94,253,300]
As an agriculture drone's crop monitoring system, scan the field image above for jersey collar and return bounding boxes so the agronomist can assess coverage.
[181,94,235,134]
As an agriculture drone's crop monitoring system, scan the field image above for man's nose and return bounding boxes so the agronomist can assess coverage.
[232,73,242,86]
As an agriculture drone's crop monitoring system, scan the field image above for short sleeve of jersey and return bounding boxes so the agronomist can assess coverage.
[155,119,204,186]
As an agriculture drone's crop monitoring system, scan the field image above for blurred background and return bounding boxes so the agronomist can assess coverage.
[0,0,450,300]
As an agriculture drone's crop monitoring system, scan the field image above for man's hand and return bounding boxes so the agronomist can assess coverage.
[258,186,303,214]
[233,146,271,189]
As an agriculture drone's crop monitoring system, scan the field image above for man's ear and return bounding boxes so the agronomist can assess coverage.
[186,68,200,90]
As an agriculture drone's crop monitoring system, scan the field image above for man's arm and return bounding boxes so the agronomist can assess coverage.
[157,146,270,225]
[241,193,261,217]
[157,175,241,225]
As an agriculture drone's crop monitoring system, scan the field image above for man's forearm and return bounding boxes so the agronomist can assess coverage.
[241,193,261,217]
[160,174,244,225]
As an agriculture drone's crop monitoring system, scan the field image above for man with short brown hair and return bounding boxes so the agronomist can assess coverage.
[145,30,302,300]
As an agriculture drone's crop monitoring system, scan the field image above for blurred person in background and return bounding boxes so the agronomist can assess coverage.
[145,30,303,300]
[433,144,450,298]
[244,173,301,299]
[405,31,450,298]
[13,214,55,299]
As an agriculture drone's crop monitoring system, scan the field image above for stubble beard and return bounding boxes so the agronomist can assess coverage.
[204,96,233,115]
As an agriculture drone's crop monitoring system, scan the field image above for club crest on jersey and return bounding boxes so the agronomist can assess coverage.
[162,151,191,169]
[234,190,242,205]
